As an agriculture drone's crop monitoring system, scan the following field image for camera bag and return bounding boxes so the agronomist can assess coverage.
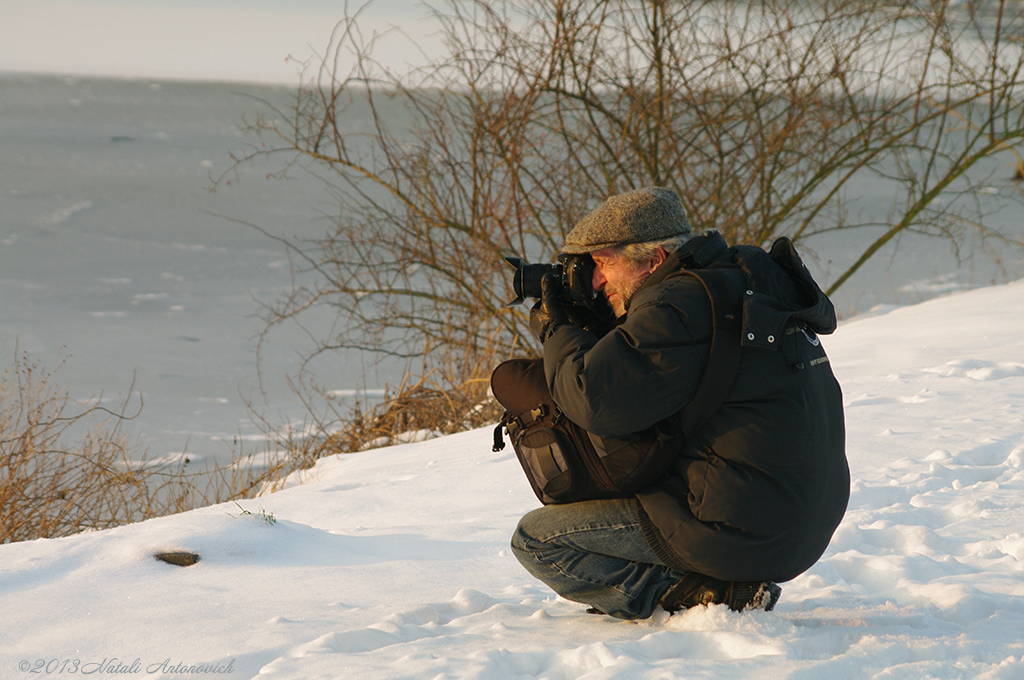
[491,266,745,505]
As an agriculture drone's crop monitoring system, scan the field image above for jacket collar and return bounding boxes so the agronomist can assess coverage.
[625,231,729,312]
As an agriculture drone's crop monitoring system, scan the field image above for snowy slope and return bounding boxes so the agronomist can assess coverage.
[2,280,1023,680]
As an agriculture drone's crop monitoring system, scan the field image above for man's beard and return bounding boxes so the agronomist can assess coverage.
[605,268,652,318]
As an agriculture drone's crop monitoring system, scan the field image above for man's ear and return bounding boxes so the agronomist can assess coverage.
[648,247,668,272]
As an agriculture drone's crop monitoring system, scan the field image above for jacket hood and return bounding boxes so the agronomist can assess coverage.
[634,230,837,351]
[732,237,837,350]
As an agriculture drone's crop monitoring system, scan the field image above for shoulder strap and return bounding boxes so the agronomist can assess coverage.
[673,266,745,439]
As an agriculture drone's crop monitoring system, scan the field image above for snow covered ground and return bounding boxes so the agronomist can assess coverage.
[2,280,1023,679]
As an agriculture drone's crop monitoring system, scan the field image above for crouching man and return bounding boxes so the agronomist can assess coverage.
[510,186,849,619]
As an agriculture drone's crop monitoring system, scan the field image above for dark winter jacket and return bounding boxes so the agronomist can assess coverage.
[542,231,849,583]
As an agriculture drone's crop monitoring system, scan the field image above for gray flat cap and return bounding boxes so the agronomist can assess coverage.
[561,186,692,254]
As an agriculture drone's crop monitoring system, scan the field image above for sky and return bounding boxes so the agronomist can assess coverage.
[1,278,1022,678]
[0,0,444,84]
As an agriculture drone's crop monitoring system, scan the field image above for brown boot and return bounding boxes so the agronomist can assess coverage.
[660,573,781,612]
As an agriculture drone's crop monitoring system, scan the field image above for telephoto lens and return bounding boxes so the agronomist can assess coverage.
[505,257,562,306]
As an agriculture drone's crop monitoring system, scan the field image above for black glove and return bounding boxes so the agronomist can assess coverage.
[563,296,618,338]
[529,272,570,344]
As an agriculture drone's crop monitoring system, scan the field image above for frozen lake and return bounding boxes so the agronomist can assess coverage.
[0,74,400,463]
[1,73,1021,463]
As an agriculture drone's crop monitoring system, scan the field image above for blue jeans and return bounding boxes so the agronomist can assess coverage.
[510,498,689,619]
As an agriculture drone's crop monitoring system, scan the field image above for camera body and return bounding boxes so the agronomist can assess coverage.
[505,253,595,308]
[505,253,617,336]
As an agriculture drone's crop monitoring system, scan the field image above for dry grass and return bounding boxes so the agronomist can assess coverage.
[240,371,503,495]
[0,353,153,543]
[0,350,504,545]
[0,353,325,543]
[325,375,500,454]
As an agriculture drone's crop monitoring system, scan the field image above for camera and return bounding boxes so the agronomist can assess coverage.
[505,253,597,308]
[505,253,617,336]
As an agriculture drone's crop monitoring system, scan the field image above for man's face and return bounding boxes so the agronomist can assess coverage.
[590,247,661,317]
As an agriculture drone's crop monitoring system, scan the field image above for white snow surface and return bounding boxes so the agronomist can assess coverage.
[2,280,1023,679]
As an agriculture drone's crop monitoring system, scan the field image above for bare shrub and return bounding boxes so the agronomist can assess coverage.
[0,353,152,542]
[0,353,311,543]
[222,0,1024,431]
